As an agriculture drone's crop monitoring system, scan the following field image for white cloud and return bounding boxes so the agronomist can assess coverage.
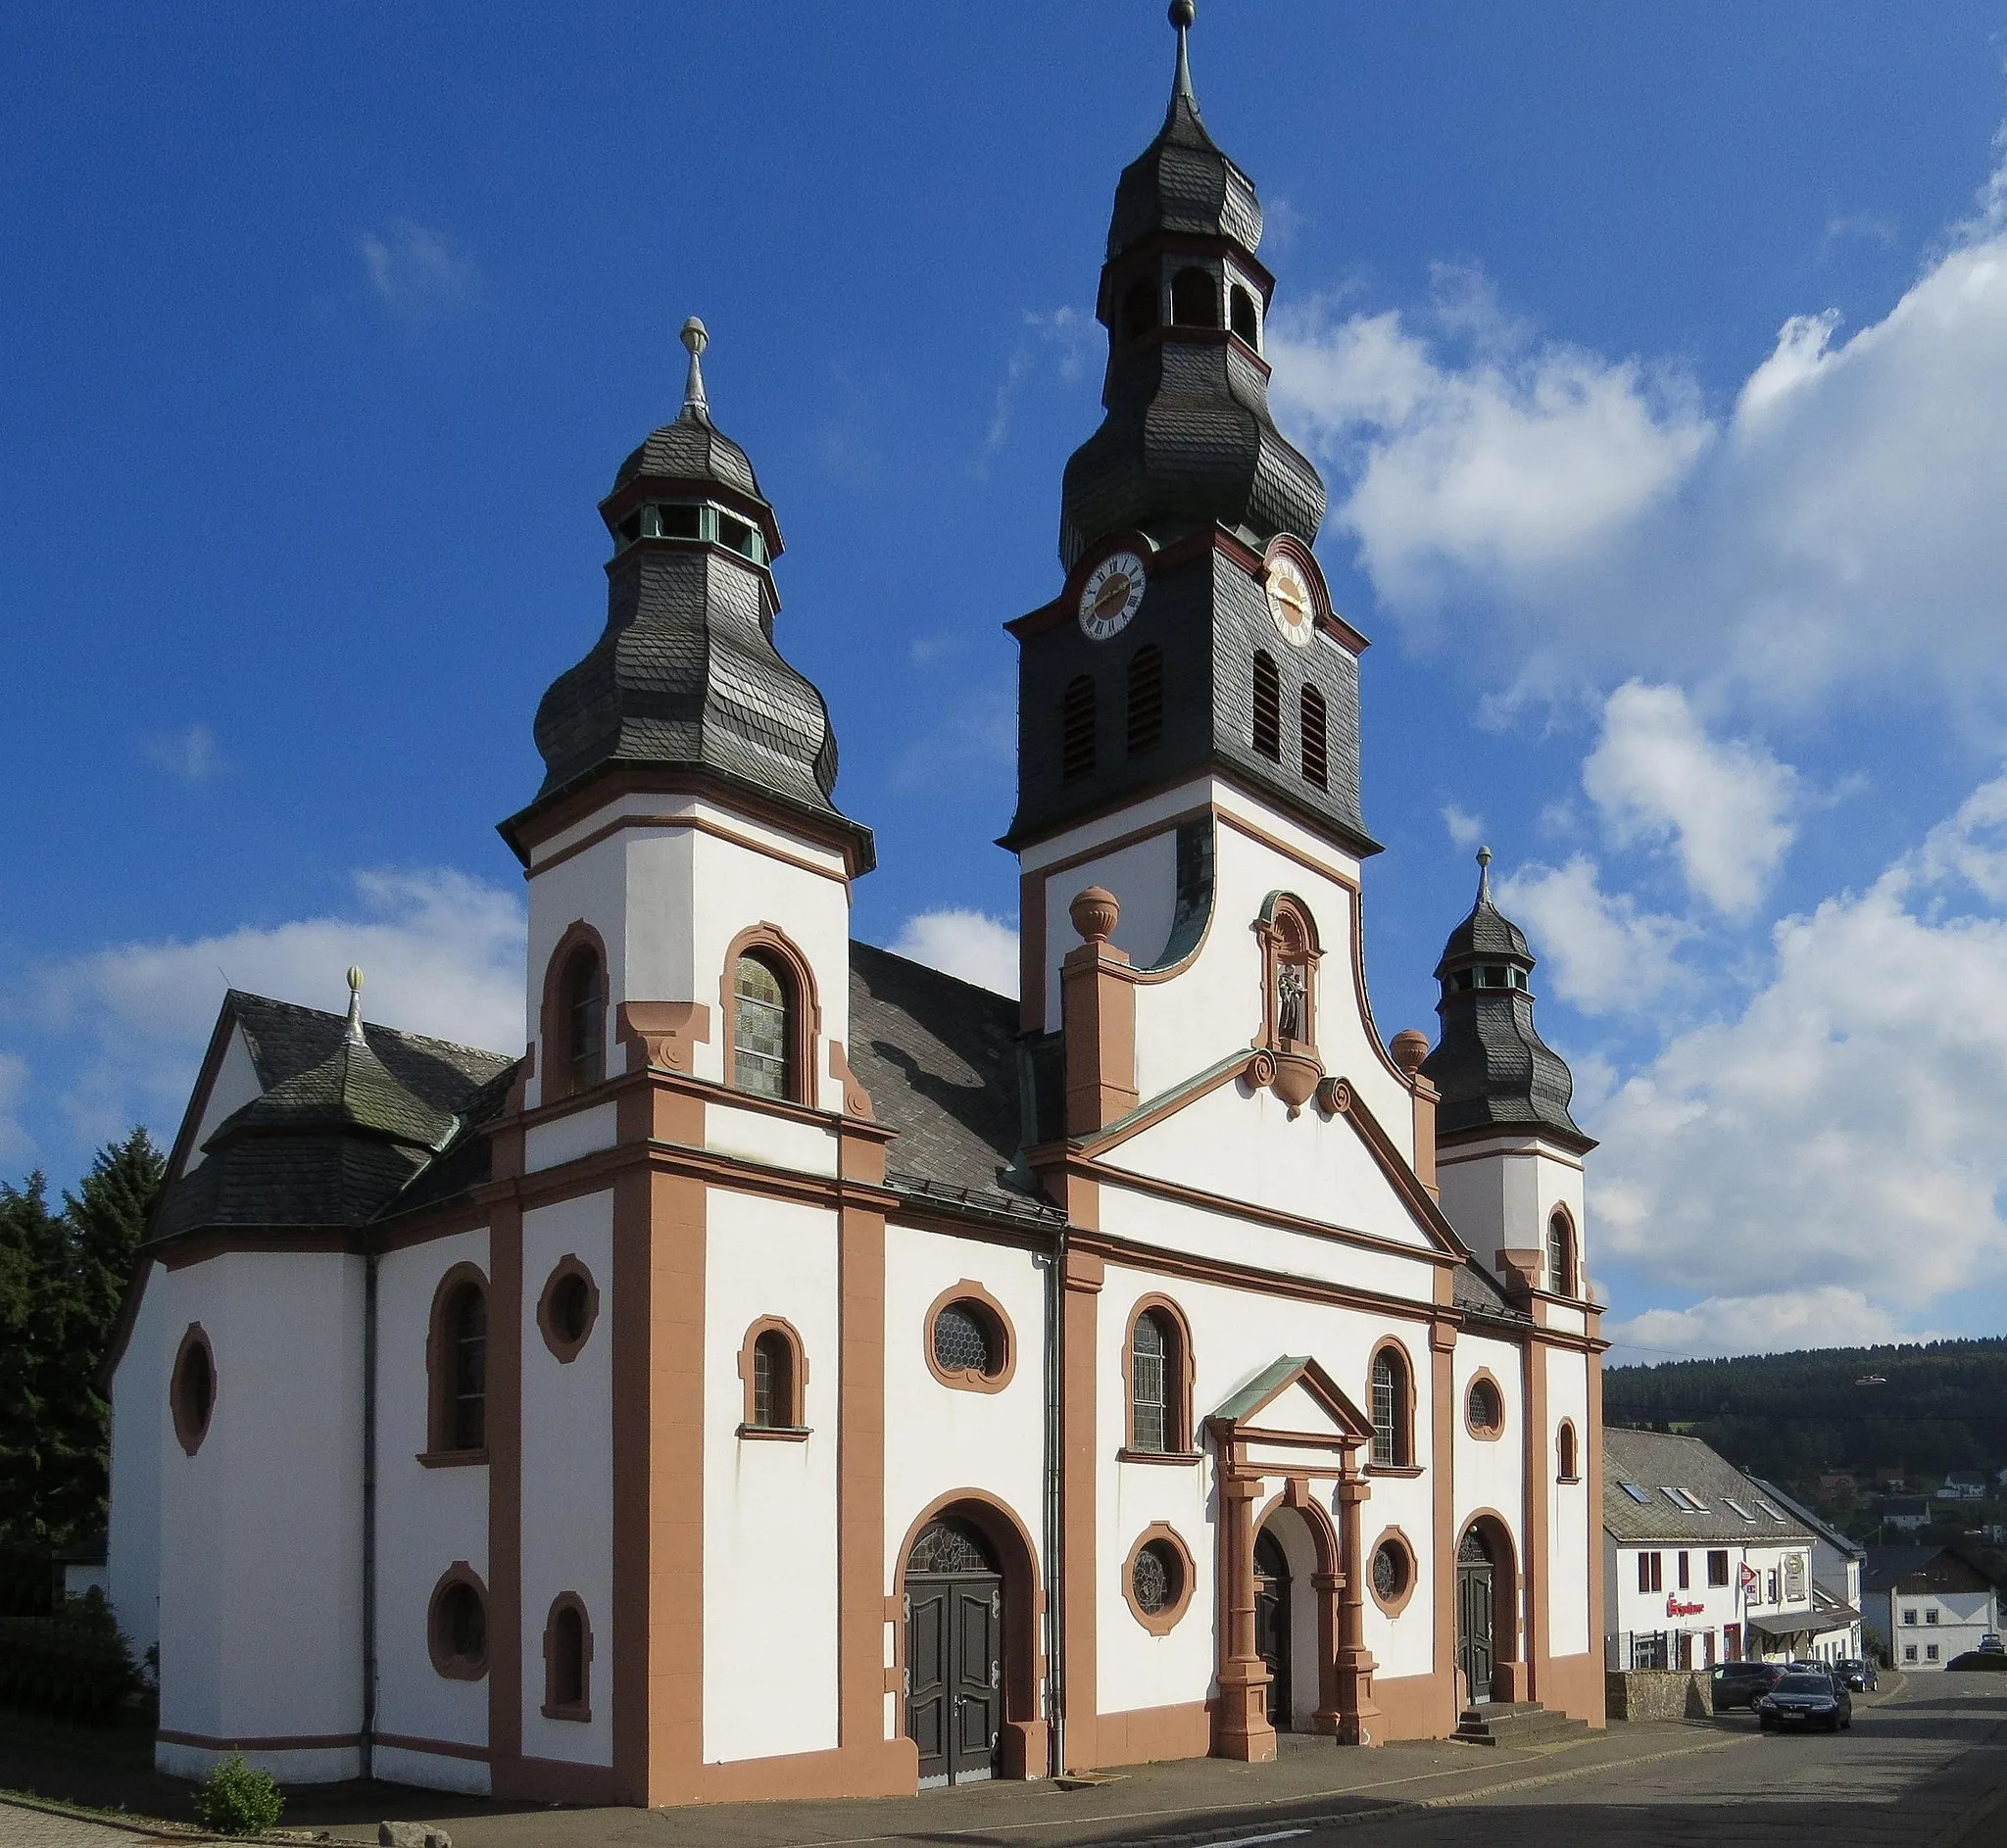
[983,306,1094,461]
[1591,775,2007,1341]
[0,1051,31,1166]
[890,910,1019,998]
[1605,1287,1925,1364]
[1268,132,2007,715]
[357,219,476,316]
[23,868,524,1152]
[1495,854,1689,1015]
[1582,682,1798,918]
[1441,802,1485,851]
[143,722,222,783]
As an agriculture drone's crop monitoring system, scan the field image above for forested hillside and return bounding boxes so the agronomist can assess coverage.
[1605,1338,2007,1492]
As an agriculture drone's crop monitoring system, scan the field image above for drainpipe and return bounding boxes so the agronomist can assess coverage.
[1044,1225,1065,1776]
[361,1247,378,1783]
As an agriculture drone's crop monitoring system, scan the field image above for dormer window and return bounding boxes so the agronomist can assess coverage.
[1229,283,1258,348]
[613,499,768,564]
[1448,964,1528,994]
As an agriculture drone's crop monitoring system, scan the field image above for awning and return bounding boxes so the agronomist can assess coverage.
[1745,1607,1861,1638]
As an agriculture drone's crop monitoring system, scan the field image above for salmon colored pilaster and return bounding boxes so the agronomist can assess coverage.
[1059,1246,1102,1771]
[1211,1472,1275,1762]
[486,1194,524,1789]
[1334,1457,1380,1743]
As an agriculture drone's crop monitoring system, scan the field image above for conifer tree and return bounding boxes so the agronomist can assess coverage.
[0,1173,68,1544]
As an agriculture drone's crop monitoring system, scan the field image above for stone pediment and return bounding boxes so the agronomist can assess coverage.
[1207,1353,1373,1470]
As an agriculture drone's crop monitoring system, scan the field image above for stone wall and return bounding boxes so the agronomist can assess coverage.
[1605,1669,1712,1721]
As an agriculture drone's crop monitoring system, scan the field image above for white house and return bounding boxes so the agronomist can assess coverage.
[99,11,1606,1811]
[1603,1432,1832,1670]
[1863,1548,2001,1671]
[1749,1479,1864,1664]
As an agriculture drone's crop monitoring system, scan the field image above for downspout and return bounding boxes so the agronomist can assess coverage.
[1045,1223,1065,1778]
[361,1246,378,1783]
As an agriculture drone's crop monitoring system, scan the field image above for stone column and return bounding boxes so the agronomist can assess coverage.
[1211,1469,1275,1762]
[1334,1458,1381,1745]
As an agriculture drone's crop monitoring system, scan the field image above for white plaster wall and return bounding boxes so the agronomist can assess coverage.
[882,1226,1050,1735]
[520,1194,615,1769]
[1436,1139,1586,1287]
[180,1027,264,1172]
[524,833,636,1105]
[704,1189,843,1763]
[1451,1336,1527,1652]
[1105,1083,1437,1253]
[1094,1178,1440,1306]
[706,1099,839,1176]
[107,1259,167,1660]
[526,1101,618,1173]
[154,1251,366,1751]
[1607,1537,1820,1664]
[1096,1264,1440,1711]
[1040,827,1180,1010]
[1542,1346,1591,1659]
[374,1230,491,1756]
[372,1742,490,1795]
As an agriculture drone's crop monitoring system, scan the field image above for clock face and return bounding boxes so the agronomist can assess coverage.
[1265,554,1316,648]
[1078,551,1148,642]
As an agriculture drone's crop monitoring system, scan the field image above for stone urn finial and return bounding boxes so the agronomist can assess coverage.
[1390,1028,1430,1077]
[1070,886,1120,945]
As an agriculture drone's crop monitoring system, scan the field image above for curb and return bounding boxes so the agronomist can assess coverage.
[0,1789,334,1847]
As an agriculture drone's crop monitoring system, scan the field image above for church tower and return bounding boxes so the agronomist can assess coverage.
[1422,849,1595,1302]
[499,318,872,1112]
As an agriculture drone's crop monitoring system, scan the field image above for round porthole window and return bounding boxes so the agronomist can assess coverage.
[170,1325,217,1455]
[1373,1541,1407,1601]
[1467,1377,1503,1436]
[925,1287,1014,1392]
[1133,1539,1182,1615]
[537,1257,599,1363]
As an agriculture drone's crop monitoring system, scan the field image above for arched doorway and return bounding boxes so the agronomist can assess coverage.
[1253,1529,1292,1729]
[1455,1527,1494,1705]
[905,1517,1003,1786]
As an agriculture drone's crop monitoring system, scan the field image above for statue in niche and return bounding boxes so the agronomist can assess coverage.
[1276,962,1306,1044]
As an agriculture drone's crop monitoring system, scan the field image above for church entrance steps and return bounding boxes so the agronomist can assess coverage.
[1453,1700,1594,1748]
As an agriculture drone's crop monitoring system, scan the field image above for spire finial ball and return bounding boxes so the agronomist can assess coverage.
[680,316,708,357]
[347,965,364,995]
[1476,845,1493,868]
[1169,0,1195,28]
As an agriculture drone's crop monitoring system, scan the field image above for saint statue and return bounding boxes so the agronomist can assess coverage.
[1276,963,1305,1044]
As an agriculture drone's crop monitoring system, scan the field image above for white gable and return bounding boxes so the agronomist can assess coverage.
[1247,1376,1346,1437]
[181,1024,264,1174]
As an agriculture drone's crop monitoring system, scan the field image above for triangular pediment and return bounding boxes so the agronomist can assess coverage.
[1208,1353,1373,1447]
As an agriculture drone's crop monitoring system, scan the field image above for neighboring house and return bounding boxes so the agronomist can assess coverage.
[1883,1499,1933,1533]
[1748,1479,1864,1663]
[56,1532,109,1602]
[1604,1432,1827,1671]
[1816,1474,1857,1503]
[98,12,1609,1811]
[1862,1548,2002,1670]
[1937,1472,1989,1502]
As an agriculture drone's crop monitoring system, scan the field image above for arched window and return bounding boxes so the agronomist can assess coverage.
[732,951,793,1099]
[1299,685,1328,789]
[1369,1344,1411,1468]
[754,1330,793,1427]
[1170,266,1218,327]
[1557,1420,1580,1483]
[1547,1210,1575,1297]
[543,1595,591,1719]
[1125,645,1163,755]
[171,1324,217,1456]
[562,947,606,1092]
[1061,674,1097,781]
[426,1265,489,1458]
[1124,1298,1191,1454]
[1229,282,1259,347]
[1251,651,1281,760]
[428,1566,489,1679]
[1121,275,1158,342]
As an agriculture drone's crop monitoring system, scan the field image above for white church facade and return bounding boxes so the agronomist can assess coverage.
[103,8,1607,1808]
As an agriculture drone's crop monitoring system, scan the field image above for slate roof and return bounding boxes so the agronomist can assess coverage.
[1862,1545,2000,1596]
[1107,31,1261,260]
[1212,1355,1313,1423]
[612,410,765,510]
[1749,1477,1867,1560]
[1603,1429,1816,1546]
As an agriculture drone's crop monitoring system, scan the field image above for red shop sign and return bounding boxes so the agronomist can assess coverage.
[1667,1597,1706,1617]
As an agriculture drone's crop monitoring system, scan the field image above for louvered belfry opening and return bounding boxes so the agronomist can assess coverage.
[1300,685,1328,789]
[1251,652,1282,760]
[1061,675,1097,780]
[1126,645,1163,755]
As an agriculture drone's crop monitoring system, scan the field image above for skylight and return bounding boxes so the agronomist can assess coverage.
[1620,1482,1650,1505]
[1725,1497,1756,1522]
[1757,1500,1787,1523]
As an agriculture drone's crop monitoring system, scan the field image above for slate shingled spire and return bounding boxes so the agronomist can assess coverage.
[1421,849,1592,1150]
[1057,1,1325,567]
[505,318,873,871]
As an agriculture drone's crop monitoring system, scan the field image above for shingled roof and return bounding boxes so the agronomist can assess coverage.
[1604,1428,1815,1546]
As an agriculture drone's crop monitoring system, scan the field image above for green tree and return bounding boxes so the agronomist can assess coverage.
[0,1173,70,1544]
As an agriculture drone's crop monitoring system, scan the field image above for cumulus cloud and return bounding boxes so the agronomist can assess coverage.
[1441,802,1485,851]
[1591,774,2007,1340]
[1268,134,2007,714]
[983,306,1095,462]
[1496,854,1689,1014]
[0,1052,31,1166]
[890,910,1019,998]
[357,219,476,316]
[143,722,222,783]
[21,868,524,1152]
[1605,1287,1926,1364]
[1582,682,1798,917]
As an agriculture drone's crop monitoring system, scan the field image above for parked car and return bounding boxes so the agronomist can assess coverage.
[1834,1657,1878,1692]
[1979,1632,2004,1656]
[1712,1661,1785,1710]
[1755,1670,1853,1733]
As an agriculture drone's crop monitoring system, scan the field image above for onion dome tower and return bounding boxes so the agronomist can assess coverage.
[1004,3,1373,858]
[501,317,872,873]
[1421,850,1591,1149]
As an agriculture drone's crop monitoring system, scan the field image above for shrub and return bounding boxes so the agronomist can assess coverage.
[192,1756,285,1835]
[0,1589,141,1719]
[1945,1651,2007,1672]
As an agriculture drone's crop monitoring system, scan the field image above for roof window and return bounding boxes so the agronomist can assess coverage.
[1449,965,1529,994]
[1620,1482,1650,1505]
[1724,1497,1757,1522]
[1757,1499,1787,1523]
[614,499,767,564]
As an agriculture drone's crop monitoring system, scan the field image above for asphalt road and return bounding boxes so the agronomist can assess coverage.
[1277,1677,2007,1848]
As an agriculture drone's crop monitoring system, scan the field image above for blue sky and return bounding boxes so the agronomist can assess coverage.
[7,2,2007,1363]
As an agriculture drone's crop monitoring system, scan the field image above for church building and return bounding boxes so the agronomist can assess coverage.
[103,5,1607,1807]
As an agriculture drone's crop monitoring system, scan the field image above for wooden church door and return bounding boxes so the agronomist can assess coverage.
[905,1519,1004,1785]
[1254,1528,1293,1730]
[1456,1528,1495,1705]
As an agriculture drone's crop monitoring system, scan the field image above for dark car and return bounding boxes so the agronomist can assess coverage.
[1755,1670,1853,1732]
[1835,1657,1878,1692]
[1712,1661,1785,1709]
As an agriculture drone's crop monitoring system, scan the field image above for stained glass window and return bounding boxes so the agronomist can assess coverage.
[1371,1349,1406,1466]
[1373,1540,1407,1601]
[932,1301,997,1377]
[908,1518,998,1576]
[1133,1539,1181,1615]
[450,1284,487,1451]
[1132,1312,1168,1452]
[733,953,790,1098]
